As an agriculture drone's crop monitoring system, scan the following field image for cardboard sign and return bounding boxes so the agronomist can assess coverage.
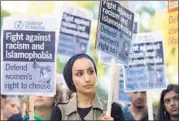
[98,19,139,65]
[1,17,57,96]
[57,6,93,57]
[97,1,134,66]
[118,66,131,104]
[125,32,167,92]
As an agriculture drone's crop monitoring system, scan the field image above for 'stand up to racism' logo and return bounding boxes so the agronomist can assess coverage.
[14,20,24,29]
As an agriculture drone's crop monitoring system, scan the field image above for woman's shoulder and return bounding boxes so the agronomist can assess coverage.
[55,101,69,112]
[55,101,69,106]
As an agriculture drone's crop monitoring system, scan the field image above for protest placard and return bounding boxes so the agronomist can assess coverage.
[124,32,167,92]
[112,64,131,105]
[167,0,178,85]
[168,0,178,45]
[97,1,134,66]
[96,1,134,115]
[98,13,137,105]
[98,15,139,65]
[57,6,93,57]
[118,66,131,104]
[1,17,57,96]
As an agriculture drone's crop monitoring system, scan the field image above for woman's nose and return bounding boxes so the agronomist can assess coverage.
[84,73,90,82]
[170,99,176,106]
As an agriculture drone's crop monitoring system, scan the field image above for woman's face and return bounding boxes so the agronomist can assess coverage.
[2,100,21,119]
[72,57,97,94]
[164,90,179,117]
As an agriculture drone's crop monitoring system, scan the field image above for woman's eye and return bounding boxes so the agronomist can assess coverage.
[164,99,170,104]
[88,70,94,74]
[173,96,179,101]
[76,72,83,77]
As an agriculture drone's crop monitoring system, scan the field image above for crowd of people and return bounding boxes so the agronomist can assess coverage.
[1,54,178,121]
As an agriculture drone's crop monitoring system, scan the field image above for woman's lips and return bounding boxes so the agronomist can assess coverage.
[84,85,93,88]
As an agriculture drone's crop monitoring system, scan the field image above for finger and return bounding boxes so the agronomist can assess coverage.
[103,111,110,117]
[103,117,114,120]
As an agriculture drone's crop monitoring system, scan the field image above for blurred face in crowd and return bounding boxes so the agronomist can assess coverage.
[164,90,179,117]
[2,99,21,119]
[1,95,7,109]
[72,57,97,95]
[129,91,147,109]
[34,96,54,109]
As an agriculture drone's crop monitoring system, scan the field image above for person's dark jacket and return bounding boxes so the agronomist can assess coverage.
[8,113,23,121]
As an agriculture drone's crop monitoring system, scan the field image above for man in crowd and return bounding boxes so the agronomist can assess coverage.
[123,91,155,121]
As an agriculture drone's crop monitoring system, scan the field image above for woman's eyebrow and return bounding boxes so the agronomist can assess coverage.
[74,69,83,72]
[164,95,178,100]
[87,67,93,70]
[75,66,93,71]
[172,95,178,99]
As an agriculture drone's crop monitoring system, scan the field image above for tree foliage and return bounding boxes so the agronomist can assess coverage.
[1,9,10,29]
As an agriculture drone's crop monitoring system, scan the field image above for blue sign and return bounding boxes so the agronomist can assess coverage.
[124,32,167,92]
[97,1,134,66]
[58,8,92,57]
[98,20,139,65]
[118,66,131,104]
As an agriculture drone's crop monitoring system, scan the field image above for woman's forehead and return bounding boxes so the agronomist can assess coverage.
[164,90,178,99]
[73,57,93,67]
[73,58,94,69]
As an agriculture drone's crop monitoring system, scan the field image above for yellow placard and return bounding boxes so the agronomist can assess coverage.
[168,11,178,46]
[152,8,178,84]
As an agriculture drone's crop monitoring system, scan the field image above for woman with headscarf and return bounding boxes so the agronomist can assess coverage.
[157,84,178,121]
[50,54,124,121]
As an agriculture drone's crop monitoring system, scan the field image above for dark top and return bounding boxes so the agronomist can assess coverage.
[123,105,156,121]
[8,113,23,121]
[77,106,92,120]
[50,102,124,121]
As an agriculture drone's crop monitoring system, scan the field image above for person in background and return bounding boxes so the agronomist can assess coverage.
[23,110,30,121]
[123,91,155,121]
[1,95,7,120]
[7,113,23,121]
[64,88,76,102]
[50,53,124,121]
[34,82,64,121]
[157,84,178,121]
[34,96,54,121]
[1,95,23,121]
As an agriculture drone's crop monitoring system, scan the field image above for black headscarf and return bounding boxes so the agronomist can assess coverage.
[63,54,97,92]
